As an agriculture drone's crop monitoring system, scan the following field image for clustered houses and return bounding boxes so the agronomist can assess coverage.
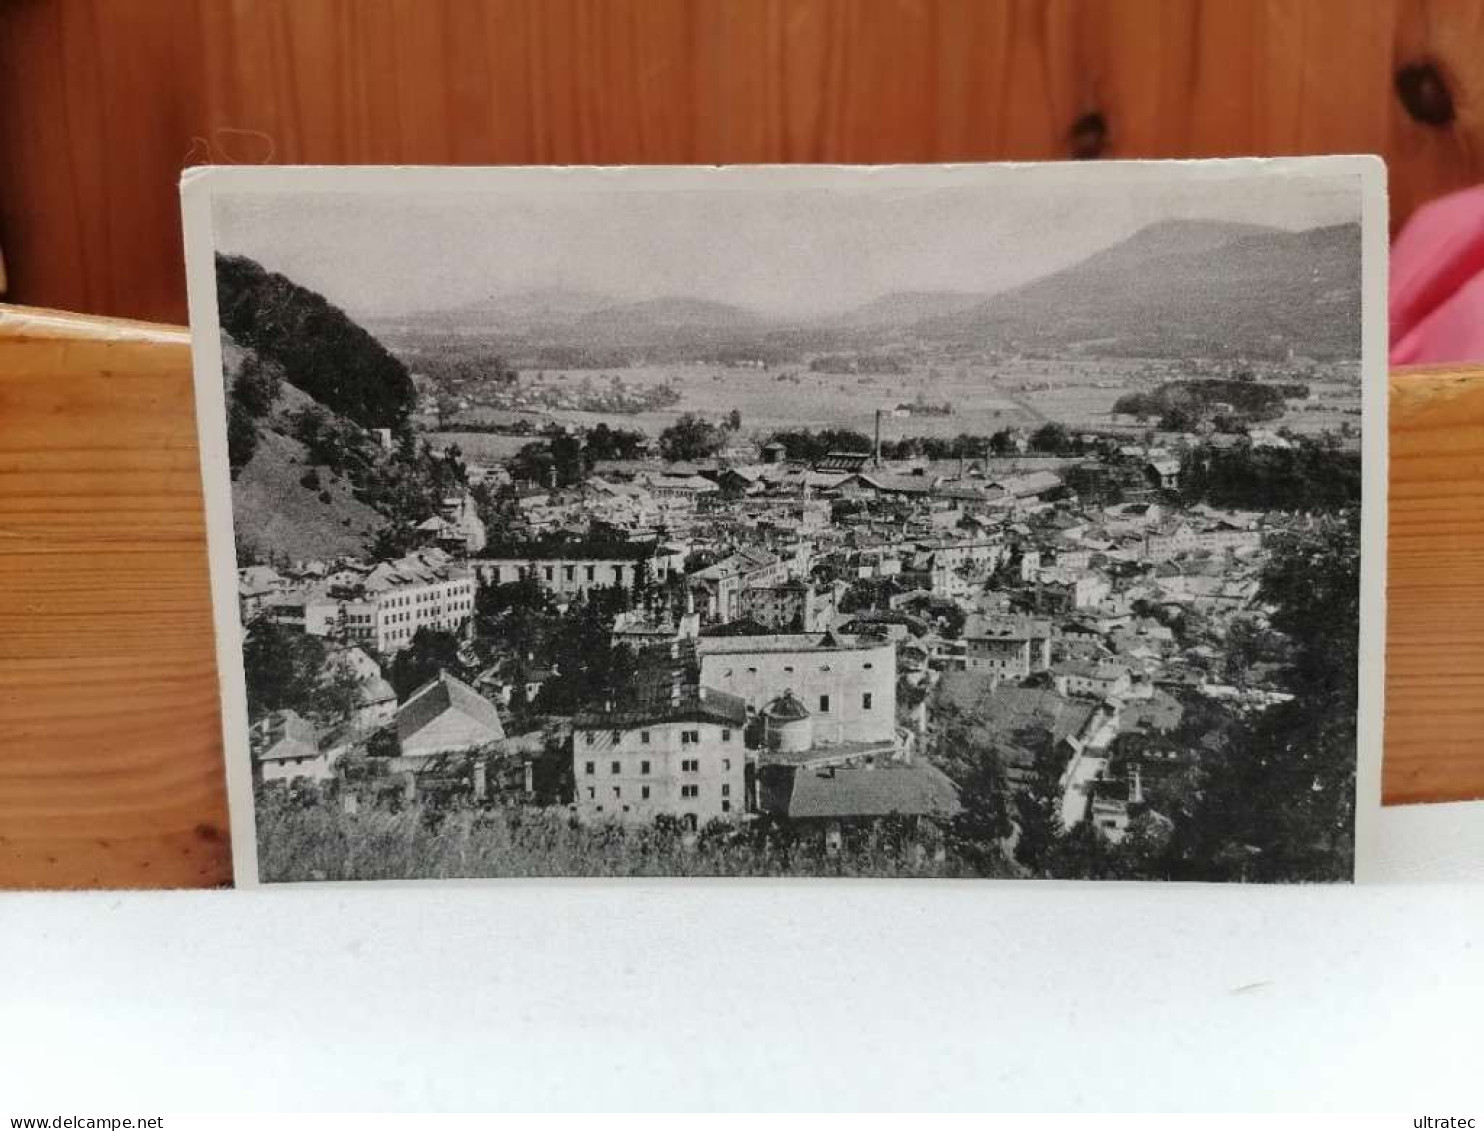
[258,547,477,654]
[240,427,1292,850]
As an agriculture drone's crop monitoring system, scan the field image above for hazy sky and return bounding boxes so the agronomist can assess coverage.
[211,168,1362,320]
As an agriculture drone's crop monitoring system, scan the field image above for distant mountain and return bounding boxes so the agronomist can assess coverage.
[391,287,618,332]
[827,290,988,328]
[914,219,1362,359]
[377,218,1361,363]
[578,296,764,337]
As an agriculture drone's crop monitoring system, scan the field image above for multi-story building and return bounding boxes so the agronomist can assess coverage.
[352,549,476,652]
[267,548,476,654]
[1032,570,1112,614]
[740,579,834,632]
[694,631,896,747]
[688,548,787,623]
[416,493,488,554]
[571,684,747,827]
[962,615,1053,681]
[472,542,677,600]
[1053,659,1133,700]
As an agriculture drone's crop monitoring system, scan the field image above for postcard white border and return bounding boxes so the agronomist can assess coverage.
[181,156,1388,889]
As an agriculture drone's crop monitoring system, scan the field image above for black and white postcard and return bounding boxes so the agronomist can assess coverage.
[182,160,1386,886]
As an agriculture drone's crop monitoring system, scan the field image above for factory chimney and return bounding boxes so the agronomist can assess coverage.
[874,409,883,468]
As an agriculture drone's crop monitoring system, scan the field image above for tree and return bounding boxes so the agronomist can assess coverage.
[658,413,725,462]
[388,627,467,700]
[726,408,743,432]
[946,734,1013,876]
[1158,514,1361,882]
[226,400,260,476]
[1028,422,1071,454]
[307,654,367,730]
[989,428,1016,455]
[242,621,327,720]
[216,252,416,429]
[1008,728,1066,874]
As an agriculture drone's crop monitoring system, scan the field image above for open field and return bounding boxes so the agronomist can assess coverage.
[424,431,541,462]
[440,359,1168,441]
[431,358,1362,454]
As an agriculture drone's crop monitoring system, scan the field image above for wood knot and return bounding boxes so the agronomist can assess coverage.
[1395,61,1455,127]
[1069,111,1109,159]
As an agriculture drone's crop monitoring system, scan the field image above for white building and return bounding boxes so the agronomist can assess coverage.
[572,685,748,827]
[694,632,897,747]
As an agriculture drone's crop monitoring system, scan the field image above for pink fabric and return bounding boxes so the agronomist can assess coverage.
[1391,184,1484,365]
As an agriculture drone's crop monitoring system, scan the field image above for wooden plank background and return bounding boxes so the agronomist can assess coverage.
[2,0,1484,322]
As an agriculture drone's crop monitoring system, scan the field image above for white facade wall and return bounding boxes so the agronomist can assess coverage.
[347,576,476,653]
[697,640,896,745]
[474,556,668,599]
[574,719,743,825]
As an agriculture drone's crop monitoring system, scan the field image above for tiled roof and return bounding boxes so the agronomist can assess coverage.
[783,761,961,820]
[396,671,505,746]
[572,683,747,729]
[252,709,319,763]
[935,678,1095,750]
[963,614,1052,641]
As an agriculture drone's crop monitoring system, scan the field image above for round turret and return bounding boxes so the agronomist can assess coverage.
[762,690,814,753]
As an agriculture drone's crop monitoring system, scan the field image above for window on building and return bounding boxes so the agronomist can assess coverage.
[640,761,650,775]
[586,566,595,581]
[585,732,595,745]
[611,730,621,744]
[863,662,873,670]
[819,694,830,713]
[721,784,730,797]
[641,731,650,744]
[862,692,873,710]
[587,787,595,799]
[611,761,621,774]
[721,729,731,742]
[641,786,651,800]
[689,729,700,744]
[723,759,731,771]
[584,762,595,775]
[721,800,731,813]
[613,787,621,799]
[681,785,699,799]
[680,731,691,746]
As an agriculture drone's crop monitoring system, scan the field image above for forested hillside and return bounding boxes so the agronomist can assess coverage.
[216,252,417,429]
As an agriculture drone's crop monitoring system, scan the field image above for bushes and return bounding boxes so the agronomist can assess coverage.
[254,800,976,881]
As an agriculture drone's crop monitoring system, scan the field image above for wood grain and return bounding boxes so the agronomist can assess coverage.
[3,0,1484,323]
[0,305,1479,888]
[0,308,230,889]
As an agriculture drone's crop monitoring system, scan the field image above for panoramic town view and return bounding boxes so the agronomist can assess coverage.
[214,170,1365,882]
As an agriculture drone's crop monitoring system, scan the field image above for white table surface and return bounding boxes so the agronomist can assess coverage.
[2,801,1480,1112]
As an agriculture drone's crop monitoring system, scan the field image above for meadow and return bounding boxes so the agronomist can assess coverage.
[438,359,1158,444]
[255,799,981,881]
